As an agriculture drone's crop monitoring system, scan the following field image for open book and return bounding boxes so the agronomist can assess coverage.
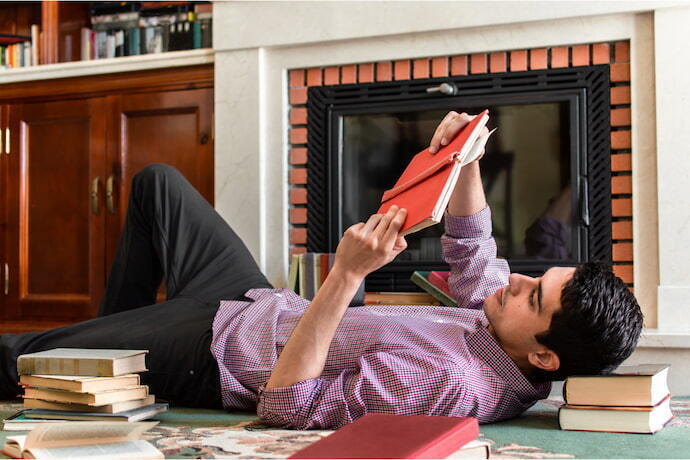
[378,110,494,236]
[2,421,162,459]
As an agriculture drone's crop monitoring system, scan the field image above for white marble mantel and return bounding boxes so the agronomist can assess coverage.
[211,3,690,393]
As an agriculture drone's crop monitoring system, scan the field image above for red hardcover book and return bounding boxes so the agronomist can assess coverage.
[378,110,492,236]
[288,413,479,459]
[428,271,453,298]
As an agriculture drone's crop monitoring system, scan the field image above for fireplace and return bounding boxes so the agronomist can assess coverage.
[303,65,611,291]
[288,41,633,292]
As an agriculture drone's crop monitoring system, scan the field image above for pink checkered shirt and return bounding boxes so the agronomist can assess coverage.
[211,207,551,429]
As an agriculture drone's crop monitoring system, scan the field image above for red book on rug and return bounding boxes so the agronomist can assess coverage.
[377,110,492,236]
[288,413,479,459]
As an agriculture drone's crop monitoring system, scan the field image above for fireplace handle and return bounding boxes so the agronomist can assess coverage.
[580,178,590,226]
[426,83,458,96]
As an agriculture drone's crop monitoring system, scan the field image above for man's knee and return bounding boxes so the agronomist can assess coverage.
[133,164,184,189]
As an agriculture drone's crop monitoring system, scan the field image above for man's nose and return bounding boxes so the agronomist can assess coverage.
[507,273,536,294]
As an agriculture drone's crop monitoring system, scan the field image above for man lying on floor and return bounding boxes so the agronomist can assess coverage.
[0,112,643,430]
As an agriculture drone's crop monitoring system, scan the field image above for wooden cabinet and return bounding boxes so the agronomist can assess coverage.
[0,65,213,332]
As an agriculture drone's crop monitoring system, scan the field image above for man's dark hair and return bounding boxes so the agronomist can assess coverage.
[533,262,643,382]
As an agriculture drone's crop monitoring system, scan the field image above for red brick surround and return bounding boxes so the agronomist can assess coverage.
[288,41,634,286]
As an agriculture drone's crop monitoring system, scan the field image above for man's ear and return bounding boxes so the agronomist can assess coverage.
[527,348,560,372]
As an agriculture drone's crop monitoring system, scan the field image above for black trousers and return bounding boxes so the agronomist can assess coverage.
[0,164,272,408]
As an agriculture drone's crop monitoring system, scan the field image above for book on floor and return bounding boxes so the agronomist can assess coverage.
[558,394,673,434]
[24,403,168,423]
[377,110,494,236]
[563,364,670,406]
[23,395,155,414]
[288,413,479,459]
[17,349,148,377]
[2,421,162,459]
[364,291,441,306]
[23,385,149,406]
[288,252,365,305]
[410,271,457,307]
[19,374,141,393]
[448,439,490,459]
[2,411,69,431]
[428,270,454,297]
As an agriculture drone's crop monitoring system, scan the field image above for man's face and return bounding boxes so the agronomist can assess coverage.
[484,267,576,367]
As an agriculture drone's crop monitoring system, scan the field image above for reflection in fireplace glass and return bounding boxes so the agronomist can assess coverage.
[341,102,572,263]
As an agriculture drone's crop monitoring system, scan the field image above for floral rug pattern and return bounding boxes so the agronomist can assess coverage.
[2,397,690,459]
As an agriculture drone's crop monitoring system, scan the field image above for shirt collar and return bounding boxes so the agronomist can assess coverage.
[466,313,551,402]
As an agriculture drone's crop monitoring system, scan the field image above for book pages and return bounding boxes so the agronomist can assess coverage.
[25,421,158,449]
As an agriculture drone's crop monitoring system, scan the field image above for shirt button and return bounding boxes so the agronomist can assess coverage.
[275,293,283,297]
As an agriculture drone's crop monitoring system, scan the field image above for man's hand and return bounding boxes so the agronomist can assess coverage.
[332,206,408,280]
[429,111,489,158]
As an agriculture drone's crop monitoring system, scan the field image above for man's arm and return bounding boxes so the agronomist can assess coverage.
[430,111,508,309]
[265,206,407,390]
[429,111,488,217]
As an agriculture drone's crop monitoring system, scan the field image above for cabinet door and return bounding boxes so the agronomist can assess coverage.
[4,98,107,321]
[106,88,214,262]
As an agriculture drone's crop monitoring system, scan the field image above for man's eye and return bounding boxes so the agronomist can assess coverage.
[529,288,535,308]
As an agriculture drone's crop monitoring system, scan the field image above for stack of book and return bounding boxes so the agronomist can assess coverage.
[558,364,673,434]
[15,348,167,426]
[82,2,212,60]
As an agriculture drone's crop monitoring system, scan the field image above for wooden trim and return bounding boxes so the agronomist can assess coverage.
[0,65,214,102]
[41,1,59,65]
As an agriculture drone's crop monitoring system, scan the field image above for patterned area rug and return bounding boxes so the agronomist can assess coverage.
[1,397,689,459]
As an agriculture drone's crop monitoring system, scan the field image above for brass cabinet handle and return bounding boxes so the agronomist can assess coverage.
[91,176,101,216]
[4,263,8,295]
[106,174,116,215]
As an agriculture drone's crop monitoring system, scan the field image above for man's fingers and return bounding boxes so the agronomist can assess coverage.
[429,111,457,154]
[429,112,474,154]
[382,208,407,247]
[371,205,398,239]
[361,213,383,236]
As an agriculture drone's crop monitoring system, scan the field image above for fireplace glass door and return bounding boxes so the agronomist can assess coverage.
[339,100,576,267]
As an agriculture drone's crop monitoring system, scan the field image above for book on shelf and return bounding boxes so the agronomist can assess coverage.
[24,385,149,406]
[24,402,168,423]
[2,421,163,459]
[410,271,457,307]
[0,33,36,69]
[83,1,213,60]
[19,374,141,393]
[377,110,495,236]
[288,413,479,459]
[17,348,148,377]
[563,364,670,406]
[23,395,156,414]
[288,253,365,306]
[558,394,673,434]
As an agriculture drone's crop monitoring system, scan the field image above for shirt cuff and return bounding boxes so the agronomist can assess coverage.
[444,206,492,239]
[256,379,322,429]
